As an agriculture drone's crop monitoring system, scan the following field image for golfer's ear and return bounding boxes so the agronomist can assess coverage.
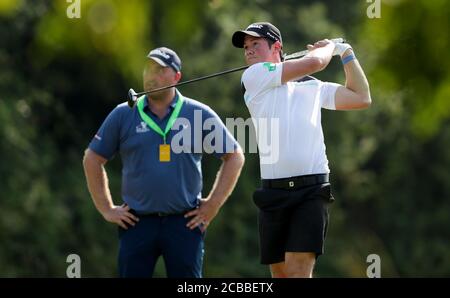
[273,40,282,53]
[175,71,182,82]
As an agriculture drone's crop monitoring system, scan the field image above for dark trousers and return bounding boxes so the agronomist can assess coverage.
[118,214,205,278]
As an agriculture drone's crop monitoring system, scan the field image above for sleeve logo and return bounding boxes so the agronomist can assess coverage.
[262,62,276,72]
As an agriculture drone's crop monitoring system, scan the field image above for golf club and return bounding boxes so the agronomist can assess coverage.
[127,38,346,107]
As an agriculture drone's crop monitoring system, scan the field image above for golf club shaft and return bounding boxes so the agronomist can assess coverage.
[134,65,248,97]
[132,37,346,98]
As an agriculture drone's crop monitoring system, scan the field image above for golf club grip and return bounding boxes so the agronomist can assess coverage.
[284,37,346,60]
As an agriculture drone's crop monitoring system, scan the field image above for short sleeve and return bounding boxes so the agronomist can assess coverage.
[320,82,341,110]
[241,62,283,104]
[88,107,122,160]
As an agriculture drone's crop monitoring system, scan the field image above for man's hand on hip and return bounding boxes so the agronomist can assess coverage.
[184,198,221,232]
[102,203,139,230]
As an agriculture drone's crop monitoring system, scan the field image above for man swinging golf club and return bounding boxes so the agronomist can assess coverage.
[232,22,371,277]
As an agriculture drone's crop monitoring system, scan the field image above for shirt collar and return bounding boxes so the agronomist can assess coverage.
[143,90,179,111]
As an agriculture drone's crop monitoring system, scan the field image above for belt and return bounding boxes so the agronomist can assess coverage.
[262,174,329,190]
[139,212,176,217]
[130,209,193,217]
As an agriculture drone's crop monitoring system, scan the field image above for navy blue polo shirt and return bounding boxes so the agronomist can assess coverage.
[88,90,239,214]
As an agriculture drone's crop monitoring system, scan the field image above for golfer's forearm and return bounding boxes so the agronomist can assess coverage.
[282,44,334,83]
[83,160,114,215]
[207,152,245,207]
[304,43,334,70]
[342,50,371,101]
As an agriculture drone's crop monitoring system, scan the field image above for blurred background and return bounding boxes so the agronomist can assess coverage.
[0,0,449,277]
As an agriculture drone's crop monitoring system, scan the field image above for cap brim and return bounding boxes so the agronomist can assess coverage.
[148,56,169,68]
[232,30,263,48]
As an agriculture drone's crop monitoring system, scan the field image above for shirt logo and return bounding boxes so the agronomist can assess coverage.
[136,121,150,133]
[263,62,276,72]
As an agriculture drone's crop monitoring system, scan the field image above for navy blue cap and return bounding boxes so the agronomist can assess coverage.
[232,22,282,48]
[147,47,181,72]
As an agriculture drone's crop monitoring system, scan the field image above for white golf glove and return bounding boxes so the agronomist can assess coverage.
[333,42,353,57]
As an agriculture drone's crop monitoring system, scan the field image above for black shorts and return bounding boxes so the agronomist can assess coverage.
[253,183,334,265]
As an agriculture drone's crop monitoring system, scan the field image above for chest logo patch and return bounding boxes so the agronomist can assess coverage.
[136,121,150,133]
[263,62,276,72]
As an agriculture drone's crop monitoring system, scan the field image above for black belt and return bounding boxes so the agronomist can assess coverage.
[139,212,177,217]
[130,209,193,217]
[262,174,329,190]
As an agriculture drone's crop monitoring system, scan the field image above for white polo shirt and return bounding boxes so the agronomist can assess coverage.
[241,62,340,179]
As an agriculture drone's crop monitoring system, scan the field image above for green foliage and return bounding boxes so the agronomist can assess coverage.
[0,0,449,277]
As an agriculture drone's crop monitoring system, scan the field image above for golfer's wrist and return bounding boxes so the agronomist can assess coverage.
[332,42,352,57]
[341,49,356,65]
[341,48,354,59]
